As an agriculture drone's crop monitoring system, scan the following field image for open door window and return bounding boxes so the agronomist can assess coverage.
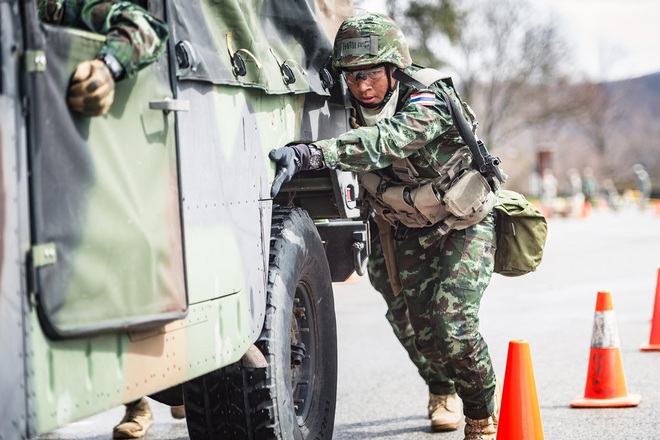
[25,1,187,339]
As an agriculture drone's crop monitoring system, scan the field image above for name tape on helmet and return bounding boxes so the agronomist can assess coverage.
[338,36,379,58]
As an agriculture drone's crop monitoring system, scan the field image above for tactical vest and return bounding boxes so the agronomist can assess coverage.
[359,68,497,234]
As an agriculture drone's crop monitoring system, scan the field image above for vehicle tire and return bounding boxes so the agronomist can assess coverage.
[183,206,337,440]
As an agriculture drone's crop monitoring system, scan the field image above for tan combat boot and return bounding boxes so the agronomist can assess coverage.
[170,405,185,419]
[429,393,462,431]
[112,398,154,439]
[464,416,497,440]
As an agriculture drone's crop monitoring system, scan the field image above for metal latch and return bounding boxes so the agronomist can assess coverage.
[352,229,369,276]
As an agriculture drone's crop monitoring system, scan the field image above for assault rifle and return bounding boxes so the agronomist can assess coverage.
[440,90,505,186]
[475,139,505,185]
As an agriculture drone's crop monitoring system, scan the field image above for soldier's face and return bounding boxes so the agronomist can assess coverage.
[343,64,392,106]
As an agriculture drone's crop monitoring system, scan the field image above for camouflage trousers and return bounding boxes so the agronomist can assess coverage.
[367,211,497,420]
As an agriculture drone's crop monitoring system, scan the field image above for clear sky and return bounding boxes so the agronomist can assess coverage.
[354,0,660,81]
[535,0,660,81]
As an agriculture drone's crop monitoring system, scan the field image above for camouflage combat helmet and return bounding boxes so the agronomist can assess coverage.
[333,12,412,70]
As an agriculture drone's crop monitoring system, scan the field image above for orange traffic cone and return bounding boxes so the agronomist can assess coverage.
[496,340,544,440]
[641,268,660,351]
[570,291,641,407]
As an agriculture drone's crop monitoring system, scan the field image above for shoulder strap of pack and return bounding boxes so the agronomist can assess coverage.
[393,67,453,89]
[412,68,445,87]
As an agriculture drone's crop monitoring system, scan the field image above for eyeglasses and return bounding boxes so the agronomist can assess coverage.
[342,64,387,86]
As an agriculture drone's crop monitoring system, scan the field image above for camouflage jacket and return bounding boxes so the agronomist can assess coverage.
[314,65,471,182]
[38,0,169,79]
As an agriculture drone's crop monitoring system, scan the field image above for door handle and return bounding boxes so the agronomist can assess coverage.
[149,98,190,113]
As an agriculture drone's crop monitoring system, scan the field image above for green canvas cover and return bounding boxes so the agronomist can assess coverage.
[172,0,334,95]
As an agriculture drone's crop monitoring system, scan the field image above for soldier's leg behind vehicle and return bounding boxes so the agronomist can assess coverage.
[113,397,154,439]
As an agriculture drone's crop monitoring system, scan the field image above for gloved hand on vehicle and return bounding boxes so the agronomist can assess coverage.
[269,143,312,197]
[67,59,116,117]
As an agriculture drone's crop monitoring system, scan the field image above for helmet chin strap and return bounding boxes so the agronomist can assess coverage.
[353,67,397,109]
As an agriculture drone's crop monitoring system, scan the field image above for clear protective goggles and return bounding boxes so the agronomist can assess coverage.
[342,64,387,86]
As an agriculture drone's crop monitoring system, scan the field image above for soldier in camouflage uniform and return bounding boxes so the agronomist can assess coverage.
[38,1,172,438]
[270,12,501,439]
[38,0,169,117]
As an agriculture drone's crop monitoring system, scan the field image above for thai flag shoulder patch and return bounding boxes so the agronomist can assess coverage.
[410,92,436,107]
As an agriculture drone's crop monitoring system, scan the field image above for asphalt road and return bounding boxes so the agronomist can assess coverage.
[41,203,660,439]
[333,204,660,440]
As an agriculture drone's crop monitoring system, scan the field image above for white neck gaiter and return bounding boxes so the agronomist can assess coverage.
[359,85,399,127]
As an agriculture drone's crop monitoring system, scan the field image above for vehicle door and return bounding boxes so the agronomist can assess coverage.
[24,0,187,339]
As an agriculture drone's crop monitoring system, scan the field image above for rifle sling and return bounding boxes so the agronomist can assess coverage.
[393,68,488,174]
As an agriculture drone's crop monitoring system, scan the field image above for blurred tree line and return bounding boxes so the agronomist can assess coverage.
[355,0,660,199]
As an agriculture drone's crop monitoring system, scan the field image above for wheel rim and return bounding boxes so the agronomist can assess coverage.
[291,279,316,425]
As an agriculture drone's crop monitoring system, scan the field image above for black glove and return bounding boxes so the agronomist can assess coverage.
[269,144,311,197]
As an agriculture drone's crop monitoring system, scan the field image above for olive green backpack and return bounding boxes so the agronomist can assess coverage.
[493,190,548,276]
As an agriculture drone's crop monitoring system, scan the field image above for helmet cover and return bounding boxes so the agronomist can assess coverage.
[333,12,412,70]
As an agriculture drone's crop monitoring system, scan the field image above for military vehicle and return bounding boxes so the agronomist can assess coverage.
[1,1,368,439]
